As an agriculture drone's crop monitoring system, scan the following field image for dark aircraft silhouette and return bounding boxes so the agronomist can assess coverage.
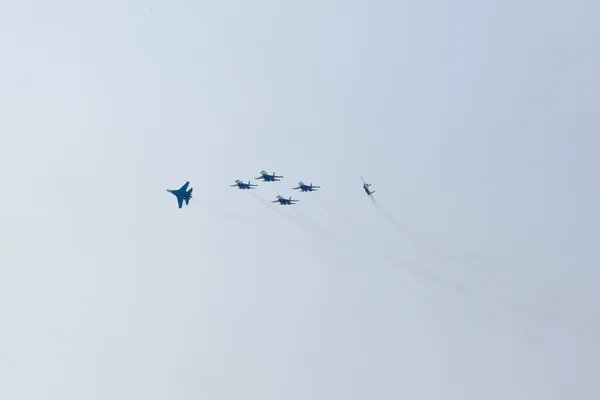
[255,170,283,182]
[167,181,193,208]
[271,195,298,205]
[292,181,320,192]
[230,179,257,190]
[361,176,375,202]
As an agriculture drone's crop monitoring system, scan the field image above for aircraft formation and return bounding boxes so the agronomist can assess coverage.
[167,170,375,208]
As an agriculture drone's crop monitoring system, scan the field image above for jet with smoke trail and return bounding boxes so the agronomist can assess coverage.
[271,195,299,205]
[230,179,258,190]
[292,181,321,192]
[361,176,376,203]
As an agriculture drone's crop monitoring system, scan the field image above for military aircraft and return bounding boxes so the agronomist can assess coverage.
[271,195,298,205]
[167,181,193,208]
[255,170,283,182]
[361,176,376,202]
[292,181,320,192]
[230,179,257,190]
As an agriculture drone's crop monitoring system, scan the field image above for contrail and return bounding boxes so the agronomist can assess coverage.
[375,203,475,263]
[259,190,596,340]
[246,190,272,209]
[313,197,379,239]
[289,197,473,293]
[244,194,360,272]
[313,194,494,292]
[246,191,306,228]
[317,198,600,342]
[393,259,470,294]
[290,208,340,242]
[373,200,515,292]
[294,206,472,295]
[245,191,339,238]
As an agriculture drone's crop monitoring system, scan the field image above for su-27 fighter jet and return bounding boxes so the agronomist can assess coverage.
[255,170,283,182]
[230,179,257,190]
[361,176,376,202]
[167,181,193,208]
[271,195,298,205]
[292,181,320,192]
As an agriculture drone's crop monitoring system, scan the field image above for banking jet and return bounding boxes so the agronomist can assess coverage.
[292,181,320,192]
[361,176,375,202]
[230,179,257,190]
[271,195,298,205]
[255,170,283,182]
[167,181,193,208]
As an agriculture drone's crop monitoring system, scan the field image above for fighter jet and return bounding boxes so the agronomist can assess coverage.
[361,176,375,202]
[230,179,257,190]
[255,170,283,182]
[271,195,298,205]
[292,181,320,192]
[166,181,193,208]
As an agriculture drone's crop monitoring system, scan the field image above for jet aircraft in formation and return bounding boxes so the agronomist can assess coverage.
[167,172,376,208]
[255,170,283,182]
[230,179,257,190]
[166,181,193,208]
[271,195,298,205]
[292,181,320,192]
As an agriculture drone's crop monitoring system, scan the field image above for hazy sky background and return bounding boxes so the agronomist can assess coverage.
[1,0,599,398]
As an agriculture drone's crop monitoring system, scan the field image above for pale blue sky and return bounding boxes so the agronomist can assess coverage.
[1,1,599,399]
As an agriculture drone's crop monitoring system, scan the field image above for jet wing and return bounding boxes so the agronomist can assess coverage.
[179,181,190,191]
